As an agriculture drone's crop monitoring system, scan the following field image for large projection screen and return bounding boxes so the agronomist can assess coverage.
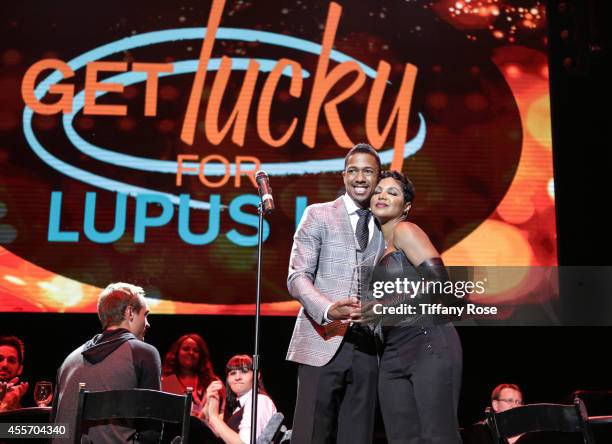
[0,0,556,314]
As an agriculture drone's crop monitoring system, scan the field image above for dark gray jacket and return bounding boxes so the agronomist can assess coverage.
[51,328,161,443]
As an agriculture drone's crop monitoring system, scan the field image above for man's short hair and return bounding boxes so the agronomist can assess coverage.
[344,143,381,172]
[0,336,24,366]
[97,283,145,329]
[491,383,523,402]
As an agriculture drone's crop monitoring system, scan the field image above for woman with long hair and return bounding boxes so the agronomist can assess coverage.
[162,333,220,415]
[201,355,276,444]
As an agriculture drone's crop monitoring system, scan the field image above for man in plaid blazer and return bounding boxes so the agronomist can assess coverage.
[287,143,385,443]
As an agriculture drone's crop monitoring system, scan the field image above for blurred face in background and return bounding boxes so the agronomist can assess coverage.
[492,387,523,412]
[0,345,22,382]
[178,338,201,372]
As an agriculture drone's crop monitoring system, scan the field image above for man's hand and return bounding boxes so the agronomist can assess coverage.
[327,297,360,322]
[0,378,28,412]
[349,300,380,325]
[0,382,9,402]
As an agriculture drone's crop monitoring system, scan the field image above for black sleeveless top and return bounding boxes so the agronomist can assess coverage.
[371,249,431,329]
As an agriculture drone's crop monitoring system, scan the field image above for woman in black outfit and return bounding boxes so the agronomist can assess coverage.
[367,170,463,444]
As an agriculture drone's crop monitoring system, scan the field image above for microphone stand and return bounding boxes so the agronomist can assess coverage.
[250,202,264,444]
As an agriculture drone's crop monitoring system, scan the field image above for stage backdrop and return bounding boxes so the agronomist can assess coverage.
[0,0,555,314]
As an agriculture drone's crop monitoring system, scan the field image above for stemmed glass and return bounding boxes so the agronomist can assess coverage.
[34,381,53,407]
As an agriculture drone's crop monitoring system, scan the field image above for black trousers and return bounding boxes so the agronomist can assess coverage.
[378,323,463,444]
[291,327,378,444]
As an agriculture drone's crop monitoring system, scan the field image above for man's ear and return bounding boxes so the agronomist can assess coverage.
[16,364,23,377]
[491,400,499,412]
[125,305,134,322]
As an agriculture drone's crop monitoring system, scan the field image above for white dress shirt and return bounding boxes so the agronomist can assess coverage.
[322,193,375,321]
[341,193,375,243]
[235,390,277,443]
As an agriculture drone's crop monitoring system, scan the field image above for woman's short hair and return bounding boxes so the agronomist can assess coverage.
[379,170,415,203]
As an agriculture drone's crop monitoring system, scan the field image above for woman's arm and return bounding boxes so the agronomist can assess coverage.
[200,381,224,431]
[208,413,244,444]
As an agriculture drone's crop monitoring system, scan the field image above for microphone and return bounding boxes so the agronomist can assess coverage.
[255,170,275,214]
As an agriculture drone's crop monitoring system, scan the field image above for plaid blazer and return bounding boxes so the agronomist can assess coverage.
[286,197,385,367]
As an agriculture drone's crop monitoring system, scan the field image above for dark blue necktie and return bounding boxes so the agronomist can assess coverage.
[355,208,371,251]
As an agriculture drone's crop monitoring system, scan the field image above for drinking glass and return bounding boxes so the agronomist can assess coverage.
[34,381,53,407]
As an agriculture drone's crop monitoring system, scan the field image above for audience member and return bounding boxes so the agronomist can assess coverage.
[462,383,524,444]
[491,383,524,412]
[201,355,276,444]
[51,282,161,443]
[0,335,28,411]
[162,333,221,415]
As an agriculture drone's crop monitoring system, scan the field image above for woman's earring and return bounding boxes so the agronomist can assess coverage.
[402,204,411,220]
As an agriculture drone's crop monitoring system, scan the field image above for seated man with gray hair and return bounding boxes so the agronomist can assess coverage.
[51,282,162,443]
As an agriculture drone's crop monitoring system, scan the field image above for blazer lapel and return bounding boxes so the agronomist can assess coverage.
[333,197,357,250]
[361,220,383,265]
